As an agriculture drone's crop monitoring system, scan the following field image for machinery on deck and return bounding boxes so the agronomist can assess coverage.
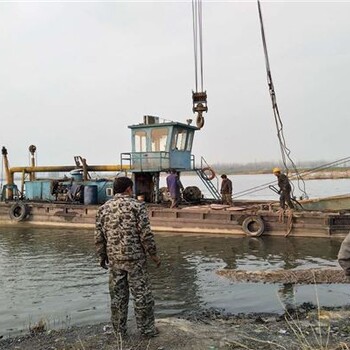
[0,116,220,206]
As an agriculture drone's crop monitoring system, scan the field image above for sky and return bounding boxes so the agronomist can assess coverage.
[1,0,349,168]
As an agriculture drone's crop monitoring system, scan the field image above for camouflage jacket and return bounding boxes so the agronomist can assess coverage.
[338,232,350,276]
[95,194,157,265]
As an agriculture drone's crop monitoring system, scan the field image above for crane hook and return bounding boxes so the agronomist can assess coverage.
[192,91,208,129]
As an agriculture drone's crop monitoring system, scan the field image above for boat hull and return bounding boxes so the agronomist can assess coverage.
[300,194,350,211]
[1,201,350,238]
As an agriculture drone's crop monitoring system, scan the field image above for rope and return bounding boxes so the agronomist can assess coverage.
[277,208,285,223]
[285,209,294,237]
[257,0,308,200]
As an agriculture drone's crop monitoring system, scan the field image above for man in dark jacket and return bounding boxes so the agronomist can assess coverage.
[273,167,294,209]
[95,177,161,338]
[220,174,233,205]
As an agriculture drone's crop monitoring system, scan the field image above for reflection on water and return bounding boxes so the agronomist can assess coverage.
[0,226,349,337]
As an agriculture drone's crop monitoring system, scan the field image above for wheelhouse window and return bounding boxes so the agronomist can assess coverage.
[186,131,194,151]
[172,128,188,151]
[135,130,147,152]
[151,128,168,152]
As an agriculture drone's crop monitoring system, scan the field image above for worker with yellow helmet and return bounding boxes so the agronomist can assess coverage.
[272,167,294,209]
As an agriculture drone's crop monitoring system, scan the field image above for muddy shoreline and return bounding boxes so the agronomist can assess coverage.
[1,306,350,350]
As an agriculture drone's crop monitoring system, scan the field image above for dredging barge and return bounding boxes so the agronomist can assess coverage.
[2,3,349,239]
[1,116,350,238]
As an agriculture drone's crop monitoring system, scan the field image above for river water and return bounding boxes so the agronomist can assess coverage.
[1,175,350,338]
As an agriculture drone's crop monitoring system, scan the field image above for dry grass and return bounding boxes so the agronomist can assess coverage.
[29,318,47,335]
[58,329,152,350]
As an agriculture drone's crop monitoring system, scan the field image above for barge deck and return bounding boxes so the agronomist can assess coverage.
[1,201,350,238]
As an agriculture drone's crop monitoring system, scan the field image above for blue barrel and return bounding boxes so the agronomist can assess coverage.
[84,185,98,205]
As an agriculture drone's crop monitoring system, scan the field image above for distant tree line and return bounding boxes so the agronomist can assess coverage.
[205,160,350,175]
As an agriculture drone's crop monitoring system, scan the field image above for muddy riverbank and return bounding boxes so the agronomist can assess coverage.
[1,306,350,350]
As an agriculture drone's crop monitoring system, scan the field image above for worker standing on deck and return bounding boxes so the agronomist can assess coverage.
[273,168,294,209]
[95,177,161,338]
[220,174,233,205]
[166,169,183,208]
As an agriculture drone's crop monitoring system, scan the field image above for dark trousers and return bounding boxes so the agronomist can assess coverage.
[280,191,294,209]
[170,196,180,208]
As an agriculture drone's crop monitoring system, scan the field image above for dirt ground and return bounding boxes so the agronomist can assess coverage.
[1,306,350,350]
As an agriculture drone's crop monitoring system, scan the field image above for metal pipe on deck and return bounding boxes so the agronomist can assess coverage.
[29,145,37,181]
[82,158,89,181]
[8,164,131,185]
[4,164,131,200]
[1,147,14,199]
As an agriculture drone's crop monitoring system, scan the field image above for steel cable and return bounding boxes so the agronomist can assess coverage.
[233,156,350,199]
[192,0,199,92]
[257,0,308,199]
[192,0,204,93]
[198,0,204,91]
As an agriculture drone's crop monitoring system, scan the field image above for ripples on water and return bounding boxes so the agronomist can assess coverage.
[0,226,349,337]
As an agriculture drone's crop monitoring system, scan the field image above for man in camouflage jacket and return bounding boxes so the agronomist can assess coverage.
[95,177,161,337]
[338,232,350,280]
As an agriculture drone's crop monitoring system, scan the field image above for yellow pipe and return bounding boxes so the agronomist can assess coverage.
[8,164,131,184]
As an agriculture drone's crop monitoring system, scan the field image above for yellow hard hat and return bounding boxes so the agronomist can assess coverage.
[272,167,281,174]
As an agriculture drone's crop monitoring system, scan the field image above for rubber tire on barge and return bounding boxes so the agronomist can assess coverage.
[242,216,265,237]
[9,203,29,222]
